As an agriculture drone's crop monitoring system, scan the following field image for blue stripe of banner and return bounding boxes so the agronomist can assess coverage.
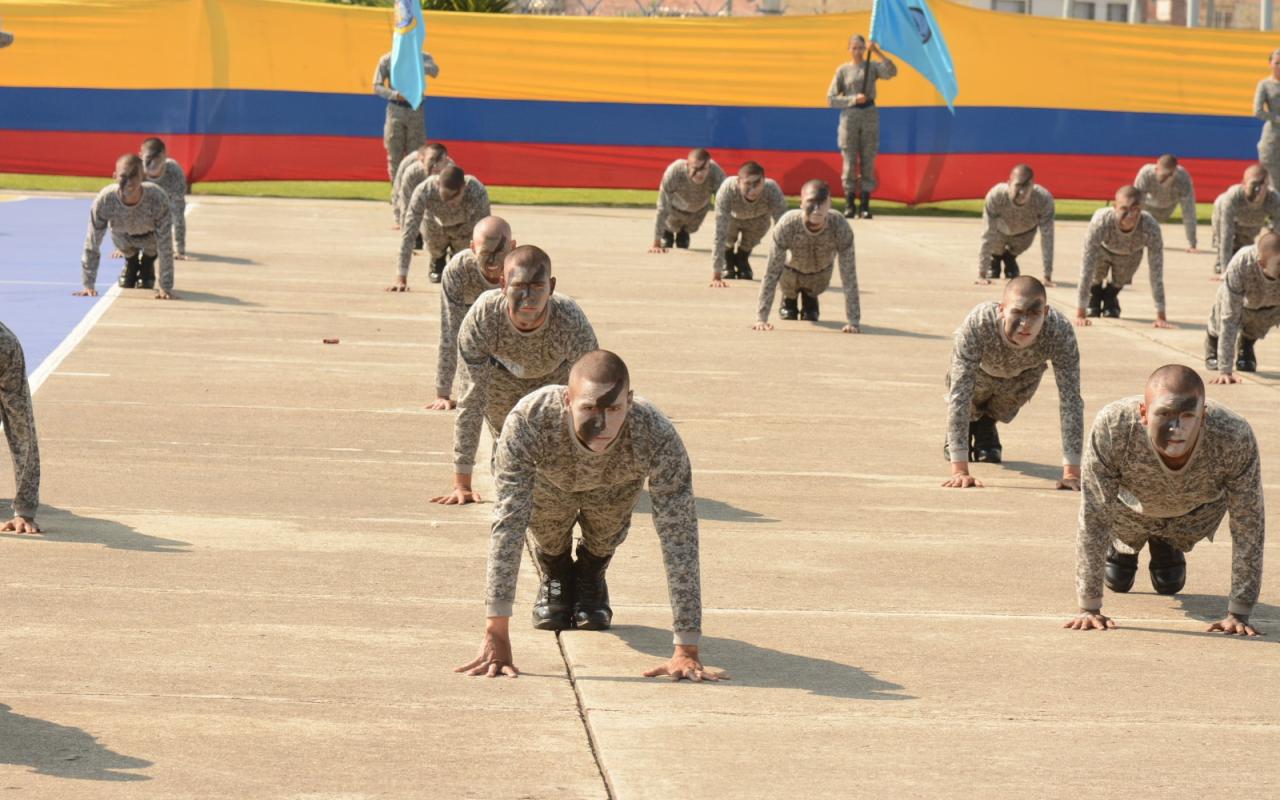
[0,87,1261,159]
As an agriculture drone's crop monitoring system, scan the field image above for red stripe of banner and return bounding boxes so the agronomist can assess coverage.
[0,130,1255,202]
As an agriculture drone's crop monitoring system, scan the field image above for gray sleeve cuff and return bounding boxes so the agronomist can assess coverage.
[1063,453,1082,467]
[454,463,474,476]
[486,601,514,618]
[1078,595,1103,613]
[1228,599,1255,616]
[673,630,701,646]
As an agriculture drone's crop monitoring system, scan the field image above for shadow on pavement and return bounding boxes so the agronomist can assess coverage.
[0,703,152,781]
[634,492,778,524]
[175,291,258,307]
[998,460,1063,481]
[0,506,190,553]
[1175,593,1280,625]
[183,252,257,265]
[604,624,915,700]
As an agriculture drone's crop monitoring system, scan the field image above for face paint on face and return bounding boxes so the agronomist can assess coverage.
[570,377,630,453]
[1246,174,1268,202]
[1115,197,1142,231]
[503,262,553,331]
[801,193,831,231]
[117,173,143,205]
[1144,392,1204,462]
[1155,165,1174,182]
[688,160,710,185]
[142,155,164,179]
[1000,295,1047,348]
[739,175,764,202]
[475,234,509,281]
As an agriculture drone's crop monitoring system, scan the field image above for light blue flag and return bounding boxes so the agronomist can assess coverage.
[869,0,958,112]
[391,0,426,111]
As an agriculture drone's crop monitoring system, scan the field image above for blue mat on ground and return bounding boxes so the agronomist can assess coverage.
[0,197,117,377]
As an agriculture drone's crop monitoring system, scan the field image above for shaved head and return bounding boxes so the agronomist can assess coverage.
[505,244,551,280]
[801,179,831,203]
[1259,230,1280,258]
[439,165,465,193]
[1145,364,1205,403]
[473,216,511,242]
[1011,164,1033,183]
[739,161,765,179]
[569,350,630,394]
[1003,275,1046,303]
[689,148,710,164]
[1157,154,1177,170]
[1115,185,1141,204]
[115,153,143,182]
[1245,163,1268,183]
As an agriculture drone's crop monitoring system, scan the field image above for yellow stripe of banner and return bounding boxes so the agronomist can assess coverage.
[0,0,1275,117]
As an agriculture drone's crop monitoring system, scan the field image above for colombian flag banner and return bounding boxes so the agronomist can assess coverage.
[0,0,1274,203]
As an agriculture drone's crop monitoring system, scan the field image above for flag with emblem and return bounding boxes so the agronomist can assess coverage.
[869,0,957,111]
[390,0,426,110]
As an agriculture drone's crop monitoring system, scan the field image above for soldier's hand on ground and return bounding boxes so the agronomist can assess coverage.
[1210,274,1224,282]
[1152,315,1175,329]
[391,223,401,231]
[751,322,773,332]
[974,278,993,286]
[455,618,519,678]
[1,516,41,534]
[386,276,410,292]
[154,288,177,300]
[710,274,728,288]
[641,645,728,683]
[110,249,123,259]
[1042,277,1056,288]
[941,467,983,489]
[1210,372,1243,385]
[1187,246,1199,253]
[1056,464,1081,491]
[648,240,668,254]
[426,396,457,410]
[430,486,482,505]
[1073,310,1091,327]
[72,288,99,297]
[1207,613,1263,636]
[1063,610,1116,631]
[841,324,860,334]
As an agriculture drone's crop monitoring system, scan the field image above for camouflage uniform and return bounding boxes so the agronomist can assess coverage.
[454,291,598,474]
[81,184,175,291]
[1077,398,1264,617]
[147,159,187,256]
[373,51,439,185]
[393,153,455,228]
[653,159,726,240]
[756,210,859,326]
[1211,184,1280,273]
[435,250,500,399]
[1253,78,1280,190]
[826,56,898,196]
[711,177,788,275]
[485,385,702,645]
[0,323,40,520]
[978,183,1056,280]
[945,302,1082,465]
[1133,164,1197,249]
[1207,245,1280,372]
[398,175,491,274]
[1075,208,1165,314]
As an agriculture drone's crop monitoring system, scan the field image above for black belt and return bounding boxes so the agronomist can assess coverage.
[390,98,412,109]
[853,99,876,109]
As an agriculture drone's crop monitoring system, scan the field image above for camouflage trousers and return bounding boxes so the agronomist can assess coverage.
[663,203,711,236]
[479,363,573,467]
[780,264,833,300]
[109,230,159,259]
[383,103,427,183]
[424,218,474,262]
[948,365,1045,425]
[1086,249,1144,290]
[839,107,880,195]
[528,477,643,560]
[1109,495,1227,554]
[1210,207,1261,272]
[1207,303,1280,342]
[725,215,772,254]
[1259,137,1280,193]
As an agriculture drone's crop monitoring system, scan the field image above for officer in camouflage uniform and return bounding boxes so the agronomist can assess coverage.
[1211,164,1280,275]
[826,35,897,219]
[395,166,491,286]
[1074,187,1167,325]
[140,137,188,259]
[977,165,1055,282]
[391,142,452,230]
[1133,155,1198,252]
[711,161,787,284]
[456,351,724,683]
[1253,50,1280,190]
[650,150,726,252]
[77,155,177,300]
[373,50,440,188]
[0,323,41,535]
[1204,235,1280,378]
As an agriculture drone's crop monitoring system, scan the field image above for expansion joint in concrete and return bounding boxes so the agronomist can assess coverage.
[557,631,616,800]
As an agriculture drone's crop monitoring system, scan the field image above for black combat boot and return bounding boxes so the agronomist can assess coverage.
[1237,336,1258,372]
[1147,537,1187,595]
[859,191,873,219]
[799,291,819,321]
[779,297,799,320]
[735,248,753,281]
[1205,333,1220,371]
[987,255,1003,280]
[531,547,575,631]
[428,256,446,284]
[413,232,424,251]
[661,230,674,249]
[721,248,738,280]
[1104,544,1139,593]
[118,254,142,288]
[675,228,690,249]
[572,540,614,631]
[844,195,857,218]
[1086,285,1104,317]
[138,254,157,289]
[1101,284,1122,318]
[1002,253,1020,278]
[971,415,1002,463]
